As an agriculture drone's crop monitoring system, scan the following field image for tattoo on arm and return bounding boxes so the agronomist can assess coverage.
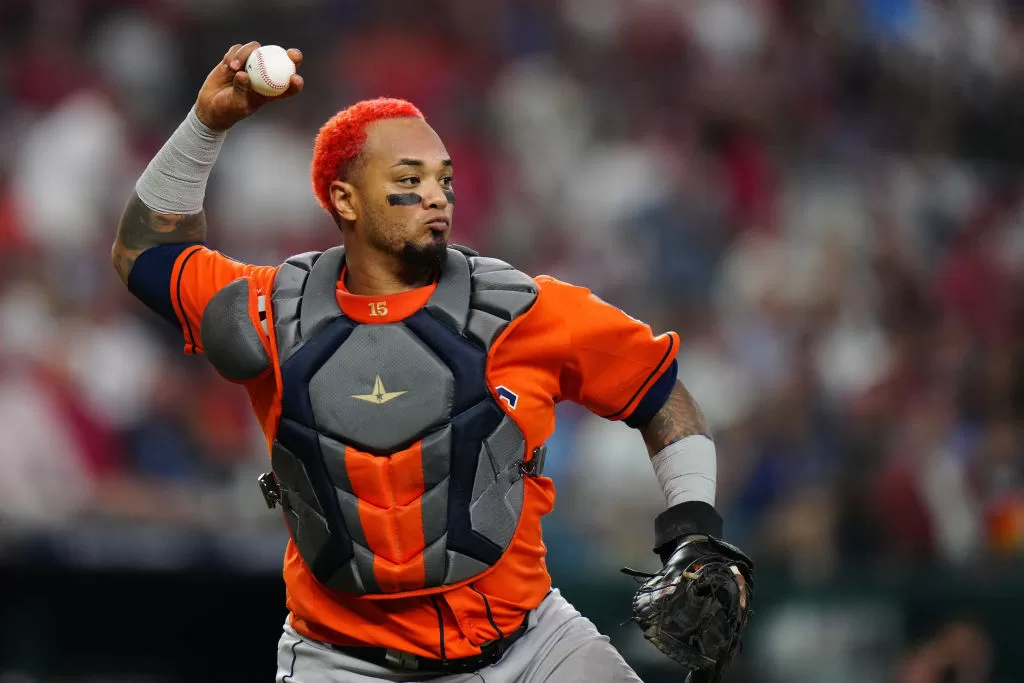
[639,381,712,455]
[111,191,207,284]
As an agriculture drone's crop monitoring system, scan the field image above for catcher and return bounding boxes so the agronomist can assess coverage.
[111,41,752,682]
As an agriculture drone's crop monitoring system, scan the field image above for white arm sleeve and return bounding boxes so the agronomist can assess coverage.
[651,434,717,508]
[135,107,226,214]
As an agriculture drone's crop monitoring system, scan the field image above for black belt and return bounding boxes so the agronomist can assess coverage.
[329,612,530,674]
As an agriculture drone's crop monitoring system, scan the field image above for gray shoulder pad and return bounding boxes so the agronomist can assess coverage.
[298,246,347,342]
[465,256,538,348]
[271,251,323,364]
[201,279,271,381]
[424,248,472,333]
[449,243,479,257]
[279,251,320,283]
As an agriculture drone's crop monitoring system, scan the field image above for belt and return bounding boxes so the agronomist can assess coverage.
[329,612,531,674]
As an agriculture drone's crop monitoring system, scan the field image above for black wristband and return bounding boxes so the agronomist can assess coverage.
[653,501,723,560]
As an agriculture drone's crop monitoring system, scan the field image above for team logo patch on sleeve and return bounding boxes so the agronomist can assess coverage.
[496,386,519,409]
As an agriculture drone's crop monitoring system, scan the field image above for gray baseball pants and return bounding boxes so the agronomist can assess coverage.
[275,588,644,683]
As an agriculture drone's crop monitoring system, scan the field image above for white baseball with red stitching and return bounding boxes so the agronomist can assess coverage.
[244,45,295,97]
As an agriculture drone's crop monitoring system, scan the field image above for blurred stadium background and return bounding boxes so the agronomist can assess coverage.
[1,0,1023,681]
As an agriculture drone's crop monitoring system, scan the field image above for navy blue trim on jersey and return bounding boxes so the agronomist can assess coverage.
[430,595,447,662]
[624,359,679,428]
[126,243,202,331]
[177,247,203,350]
[470,584,506,640]
[602,333,678,420]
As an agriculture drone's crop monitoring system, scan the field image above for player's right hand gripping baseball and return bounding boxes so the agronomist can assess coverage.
[195,42,303,131]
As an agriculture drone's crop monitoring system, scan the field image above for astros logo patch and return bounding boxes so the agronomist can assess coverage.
[495,386,519,410]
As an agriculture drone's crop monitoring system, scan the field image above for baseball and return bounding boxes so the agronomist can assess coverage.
[245,45,296,97]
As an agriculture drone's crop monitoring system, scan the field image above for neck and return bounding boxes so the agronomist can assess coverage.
[342,240,436,295]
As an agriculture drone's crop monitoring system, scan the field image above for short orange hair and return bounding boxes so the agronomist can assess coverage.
[311,98,425,215]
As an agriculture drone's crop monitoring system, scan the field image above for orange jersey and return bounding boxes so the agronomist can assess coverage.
[127,243,678,658]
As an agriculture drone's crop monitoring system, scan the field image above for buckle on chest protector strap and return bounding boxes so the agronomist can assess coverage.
[518,445,547,477]
[257,471,282,509]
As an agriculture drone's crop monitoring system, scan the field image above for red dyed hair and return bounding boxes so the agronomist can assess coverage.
[311,98,425,215]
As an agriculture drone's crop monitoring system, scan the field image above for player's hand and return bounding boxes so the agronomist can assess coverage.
[732,564,748,610]
[624,534,753,682]
[194,42,304,130]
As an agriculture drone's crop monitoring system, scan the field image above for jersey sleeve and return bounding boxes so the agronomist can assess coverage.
[536,276,679,427]
[127,243,278,354]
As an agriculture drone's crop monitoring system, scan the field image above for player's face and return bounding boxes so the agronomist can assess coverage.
[349,118,454,274]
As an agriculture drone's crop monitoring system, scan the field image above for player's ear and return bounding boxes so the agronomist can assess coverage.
[329,180,358,223]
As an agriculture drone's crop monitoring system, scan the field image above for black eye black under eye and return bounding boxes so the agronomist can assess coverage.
[387,193,422,206]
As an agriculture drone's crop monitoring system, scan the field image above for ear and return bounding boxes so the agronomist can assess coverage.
[329,180,358,222]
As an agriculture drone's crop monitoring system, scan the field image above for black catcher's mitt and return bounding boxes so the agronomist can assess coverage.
[624,534,753,682]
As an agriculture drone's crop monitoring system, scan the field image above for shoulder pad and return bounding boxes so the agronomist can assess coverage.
[464,256,538,348]
[200,278,271,381]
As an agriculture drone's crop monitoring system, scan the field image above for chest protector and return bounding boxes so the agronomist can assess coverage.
[200,246,540,596]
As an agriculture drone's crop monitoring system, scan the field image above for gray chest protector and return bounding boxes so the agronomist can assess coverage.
[200,246,542,596]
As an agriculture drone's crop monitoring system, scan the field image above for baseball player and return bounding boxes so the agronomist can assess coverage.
[112,42,753,682]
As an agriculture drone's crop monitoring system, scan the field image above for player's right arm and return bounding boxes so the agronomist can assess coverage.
[111,41,303,284]
[111,42,303,352]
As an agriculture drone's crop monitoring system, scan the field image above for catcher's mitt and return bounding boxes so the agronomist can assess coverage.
[623,535,753,682]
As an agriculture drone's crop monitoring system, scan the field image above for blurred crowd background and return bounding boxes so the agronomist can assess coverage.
[1,0,1023,681]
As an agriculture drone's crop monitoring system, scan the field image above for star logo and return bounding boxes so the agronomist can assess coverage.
[352,375,407,405]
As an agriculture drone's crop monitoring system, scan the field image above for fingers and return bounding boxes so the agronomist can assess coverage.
[228,41,261,71]
[279,73,305,99]
[216,42,256,86]
[222,44,243,66]
[218,42,303,106]
[730,565,747,609]
[279,49,304,98]
[232,69,252,95]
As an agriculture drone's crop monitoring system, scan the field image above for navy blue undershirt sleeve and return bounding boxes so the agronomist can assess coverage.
[126,243,203,330]
[624,359,679,428]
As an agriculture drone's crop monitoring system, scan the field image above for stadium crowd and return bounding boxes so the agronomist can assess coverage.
[0,0,1022,591]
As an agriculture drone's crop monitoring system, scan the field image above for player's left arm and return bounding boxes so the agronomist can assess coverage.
[624,350,754,682]
[537,275,727,544]
[634,379,722,554]
[629,384,754,681]
[541,275,752,678]
[633,379,740,551]
[636,381,711,454]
